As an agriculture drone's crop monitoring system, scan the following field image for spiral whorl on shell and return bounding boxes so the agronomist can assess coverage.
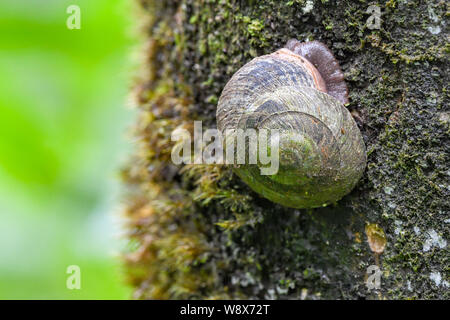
[216,40,366,209]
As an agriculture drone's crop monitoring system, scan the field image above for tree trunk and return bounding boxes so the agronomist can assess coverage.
[123,0,449,299]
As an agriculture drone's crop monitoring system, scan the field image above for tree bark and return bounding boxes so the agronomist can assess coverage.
[123,0,449,299]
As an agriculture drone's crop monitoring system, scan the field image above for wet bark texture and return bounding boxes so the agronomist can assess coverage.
[123,0,449,299]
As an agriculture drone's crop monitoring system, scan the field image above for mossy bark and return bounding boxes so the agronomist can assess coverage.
[123,0,449,299]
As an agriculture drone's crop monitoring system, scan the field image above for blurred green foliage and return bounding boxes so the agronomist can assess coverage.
[0,0,133,299]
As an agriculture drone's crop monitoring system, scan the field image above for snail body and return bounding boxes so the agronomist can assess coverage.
[216,40,366,209]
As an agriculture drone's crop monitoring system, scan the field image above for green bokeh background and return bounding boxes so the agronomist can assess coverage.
[0,0,134,299]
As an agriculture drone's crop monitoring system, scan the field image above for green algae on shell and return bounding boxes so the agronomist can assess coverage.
[216,46,366,208]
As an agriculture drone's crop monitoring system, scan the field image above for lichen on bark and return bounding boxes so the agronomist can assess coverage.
[123,0,449,299]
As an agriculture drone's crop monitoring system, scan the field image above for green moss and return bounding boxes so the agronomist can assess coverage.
[125,0,449,299]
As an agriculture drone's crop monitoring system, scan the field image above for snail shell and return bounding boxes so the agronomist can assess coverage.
[216,40,366,209]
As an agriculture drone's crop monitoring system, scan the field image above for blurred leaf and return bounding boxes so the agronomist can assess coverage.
[0,0,134,299]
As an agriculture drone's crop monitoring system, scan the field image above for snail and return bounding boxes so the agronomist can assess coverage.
[216,39,366,209]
